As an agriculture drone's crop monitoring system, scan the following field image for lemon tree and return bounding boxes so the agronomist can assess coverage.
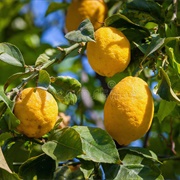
[0,0,180,179]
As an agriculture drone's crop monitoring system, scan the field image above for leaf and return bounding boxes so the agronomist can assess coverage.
[48,76,81,105]
[65,19,95,43]
[157,68,180,103]
[73,126,121,164]
[102,147,164,180]
[45,2,68,16]
[42,128,83,162]
[157,100,176,123]
[19,154,56,180]
[0,169,20,180]
[126,0,163,22]
[104,13,150,42]
[0,42,25,67]
[0,132,12,146]
[37,70,50,90]
[4,71,32,92]
[35,53,50,67]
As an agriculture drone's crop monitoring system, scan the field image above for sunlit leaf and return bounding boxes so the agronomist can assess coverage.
[35,53,50,67]
[48,76,81,105]
[42,128,83,162]
[37,70,50,90]
[65,19,95,43]
[19,154,55,180]
[102,147,163,180]
[0,42,25,67]
[157,100,176,123]
[73,126,121,164]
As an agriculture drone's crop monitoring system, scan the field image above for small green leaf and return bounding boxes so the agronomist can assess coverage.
[19,154,56,180]
[0,42,25,67]
[157,68,180,103]
[0,132,12,146]
[48,76,81,105]
[157,100,176,123]
[73,126,121,164]
[42,128,83,162]
[65,19,95,43]
[35,53,50,67]
[0,170,20,180]
[37,70,50,90]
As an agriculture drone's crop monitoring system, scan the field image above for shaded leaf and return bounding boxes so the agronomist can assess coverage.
[45,2,68,16]
[73,126,121,164]
[48,76,81,105]
[0,42,25,67]
[104,13,150,42]
[0,132,12,146]
[126,0,163,22]
[65,19,95,43]
[157,68,180,103]
[42,128,83,162]
[0,169,20,180]
[35,53,50,67]
[157,100,176,123]
[19,154,55,180]
[102,147,163,180]
[37,70,50,90]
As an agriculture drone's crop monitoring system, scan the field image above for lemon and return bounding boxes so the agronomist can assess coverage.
[14,87,58,138]
[104,76,154,145]
[87,27,131,77]
[65,0,107,32]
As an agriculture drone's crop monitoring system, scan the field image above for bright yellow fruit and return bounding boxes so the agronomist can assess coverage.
[104,76,154,145]
[65,0,107,32]
[87,27,131,77]
[14,87,58,138]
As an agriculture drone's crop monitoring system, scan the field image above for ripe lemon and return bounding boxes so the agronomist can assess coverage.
[65,0,107,32]
[14,87,58,138]
[87,27,131,77]
[104,76,154,145]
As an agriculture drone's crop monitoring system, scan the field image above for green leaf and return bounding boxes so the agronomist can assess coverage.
[48,76,81,105]
[104,13,150,42]
[45,2,68,16]
[0,132,12,146]
[37,70,50,90]
[166,46,180,74]
[157,68,180,103]
[42,128,83,162]
[19,154,56,180]
[102,147,164,180]
[0,106,20,131]
[0,86,13,109]
[0,42,25,67]
[65,19,95,43]
[35,53,50,67]
[157,100,176,123]
[4,71,32,92]
[126,0,163,22]
[0,169,20,180]
[73,126,121,164]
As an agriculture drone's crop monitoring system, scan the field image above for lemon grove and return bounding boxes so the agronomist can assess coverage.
[0,0,180,179]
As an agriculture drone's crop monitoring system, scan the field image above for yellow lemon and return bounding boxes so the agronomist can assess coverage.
[14,87,58,138]
[65,0,107,32]
[104,76,154,145]
[87,27,131,77]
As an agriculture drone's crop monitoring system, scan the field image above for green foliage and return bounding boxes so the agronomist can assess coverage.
[0,0,180,179]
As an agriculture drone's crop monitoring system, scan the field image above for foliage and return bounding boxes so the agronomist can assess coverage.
[0,0,180,179]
